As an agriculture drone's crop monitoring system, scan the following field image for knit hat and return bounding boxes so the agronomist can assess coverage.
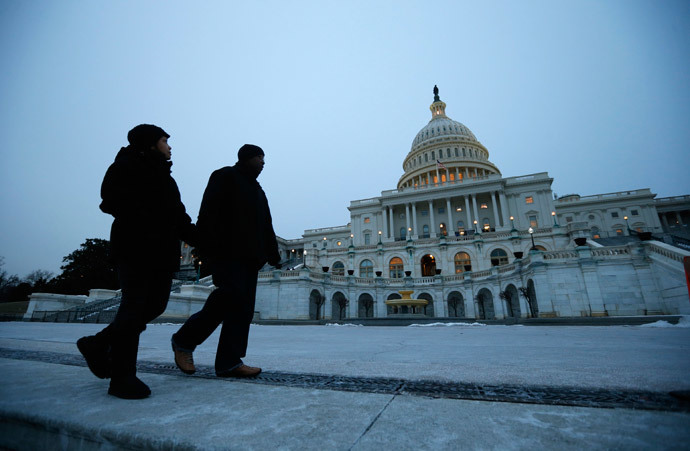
[127,124,169,148]
[238,144,264,162]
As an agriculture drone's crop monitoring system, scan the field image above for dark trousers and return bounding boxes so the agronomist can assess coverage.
[96,263,172,380]
[172,260,259,373]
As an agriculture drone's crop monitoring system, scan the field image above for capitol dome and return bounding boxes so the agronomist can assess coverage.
[397,86,501,190]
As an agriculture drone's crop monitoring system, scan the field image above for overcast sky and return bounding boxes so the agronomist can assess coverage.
[1,0,689,278]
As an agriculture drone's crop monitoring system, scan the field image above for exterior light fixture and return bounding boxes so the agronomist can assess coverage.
[552,211,559,227]
[528,227,536,250]
[510,216,515,230]
[473,219,478,233]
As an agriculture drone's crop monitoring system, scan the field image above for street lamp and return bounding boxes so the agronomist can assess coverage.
[552,211,559,227]
[624,216,630,234]
[528,227,536,250]
[407,227,412,240]
[378,230,382,243]
[473,219,478,234]
[196,261,202,283]
[510,216,515,230]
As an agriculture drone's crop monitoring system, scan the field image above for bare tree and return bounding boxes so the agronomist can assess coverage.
[312,292,325,320]
[518,287,534,318]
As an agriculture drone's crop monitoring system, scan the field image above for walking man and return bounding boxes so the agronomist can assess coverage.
[171,144,281,377]
[77,124,196,399]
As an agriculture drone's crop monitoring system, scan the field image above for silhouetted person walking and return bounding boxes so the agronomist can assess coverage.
[77,124,196,399]
[171,144,280,378]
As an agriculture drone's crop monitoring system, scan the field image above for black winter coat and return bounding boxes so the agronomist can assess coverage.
[100,145,196,272]
[196,163,280,267]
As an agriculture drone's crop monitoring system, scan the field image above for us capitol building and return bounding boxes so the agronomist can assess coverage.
[237,87,689,321]
[25,87,690,323]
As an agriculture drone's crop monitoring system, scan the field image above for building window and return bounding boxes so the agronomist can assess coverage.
[364,233,371,245]
[332,261,345,276]
[439,223,447,235]
[457,221,465,234]
[438,207,445,214]
[421,210,428,217]
[454,252,471,273]
[425,154,428,162]
[480,203,488,209]
[482,218,491,231]
[364,217,371,223]
[490,249,509,267]
[422,225,430,238]
[400,227,406,240]
[616,229,624,236]
[389,257,404,279]
[525,197,534,204]
[529,215,538,228]
[359,260,374,278]
[454,148,459,157]
[566,217,573,223]
[591,227,600,239]
[431,151,435,159]
[631,210,639,216]
[611,212,619,218]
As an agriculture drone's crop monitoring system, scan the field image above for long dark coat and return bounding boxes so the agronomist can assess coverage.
[100,145,196,272]
[196,163,280,267]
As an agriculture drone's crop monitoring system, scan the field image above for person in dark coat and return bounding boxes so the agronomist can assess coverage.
[77,124,196,399]
[171,144,280,378]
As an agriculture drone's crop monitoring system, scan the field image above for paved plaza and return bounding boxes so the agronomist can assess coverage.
[1,320,689,450]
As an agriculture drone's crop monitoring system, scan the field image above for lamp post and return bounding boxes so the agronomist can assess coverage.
[510,216,515,231]
[378,230,382,244]
[552,211,559,227]
[196,261,202,283]
[473,219,478,234]
[624,216,630,234]
[528,227,536,250]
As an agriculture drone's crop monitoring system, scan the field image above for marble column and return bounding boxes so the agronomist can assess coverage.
[446,198,453,234]
[491,192,500,229]
[388,206,394,237]
[429,200,436,236]
[412,203,418,237]
[382,207,389,239]
[471,194,480,229]
[464,196,472,229]
[405,204,411,237]
[499,191,510,228]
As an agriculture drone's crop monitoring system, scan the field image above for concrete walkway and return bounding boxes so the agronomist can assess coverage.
[1,321,689,450]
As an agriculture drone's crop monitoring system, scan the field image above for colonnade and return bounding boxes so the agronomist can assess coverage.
[380,191,511,240]
[400,166,494,190]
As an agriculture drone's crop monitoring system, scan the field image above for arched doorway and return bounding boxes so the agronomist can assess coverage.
[476,288,495,320]
[418,292,434,317]
[358,293,374,318]
[386,292,402,315]
[420,254,436,277]
[502,284,521,318]
[309,289,324,320]
[447,291,464,317]
[331,291,348,320]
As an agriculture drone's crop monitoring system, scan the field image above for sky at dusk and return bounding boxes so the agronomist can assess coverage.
[1,0,689,278]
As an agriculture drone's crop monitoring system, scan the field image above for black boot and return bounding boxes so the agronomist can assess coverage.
[108,333,150,399]
[77,335,111,379]
[108,376,151,399]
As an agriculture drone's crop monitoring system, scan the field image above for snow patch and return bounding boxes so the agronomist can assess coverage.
[408,322,486,327]
[639,316,690,328]
[326,323,362,327]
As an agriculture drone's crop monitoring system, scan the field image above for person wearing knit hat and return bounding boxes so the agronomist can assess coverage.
[76,124,196,399]
[171,143,280,378]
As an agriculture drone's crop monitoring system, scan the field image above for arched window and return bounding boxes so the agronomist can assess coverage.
[454,252,472,273]
[359,259,373,278]
[389,257,404,279]
[332,261,345,276]
[490,248,509,267]
[422,224,430,238]
[399,227,406,240]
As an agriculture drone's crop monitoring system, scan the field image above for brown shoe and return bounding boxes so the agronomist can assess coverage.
[172,342,195,375]
[217,364,262,378]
